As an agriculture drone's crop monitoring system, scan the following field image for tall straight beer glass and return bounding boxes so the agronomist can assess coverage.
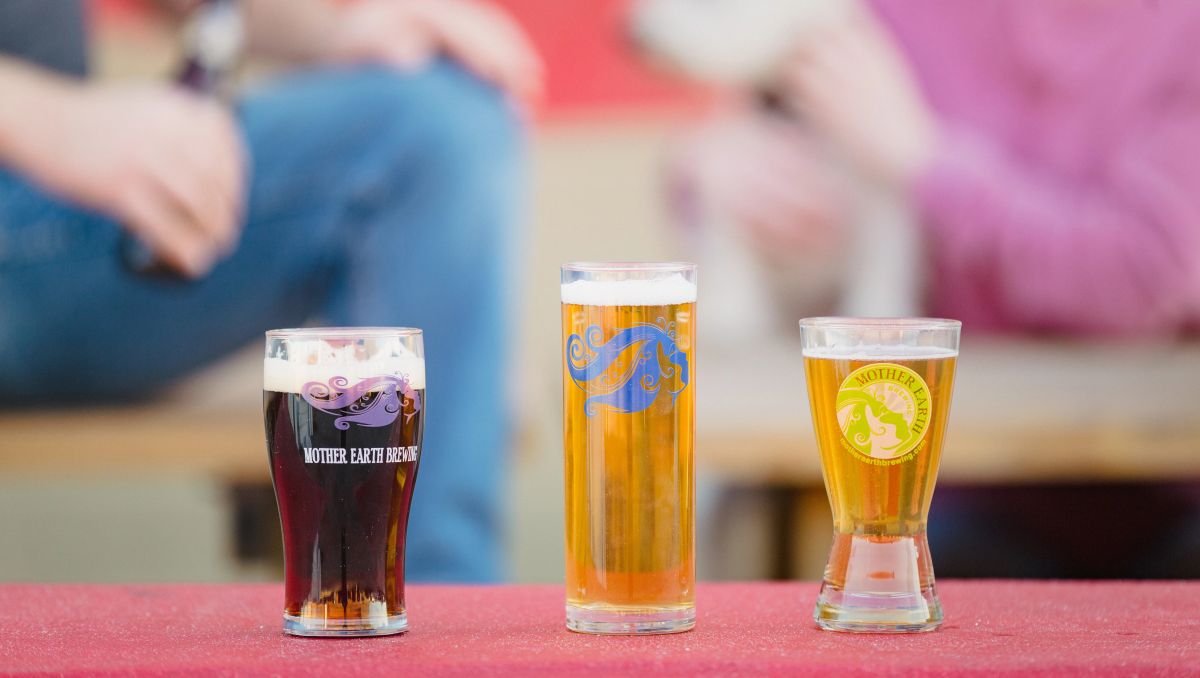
[264,328,425,637]
[561,263,697,634]
[800,318,959,633]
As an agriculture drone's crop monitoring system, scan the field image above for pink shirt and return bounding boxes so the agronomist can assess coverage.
[873,0,1200,336]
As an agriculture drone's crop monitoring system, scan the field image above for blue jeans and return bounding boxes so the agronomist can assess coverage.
[0,62,523,582]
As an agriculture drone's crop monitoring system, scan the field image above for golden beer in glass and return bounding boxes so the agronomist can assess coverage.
[561,262,696,634]
[800,317,959,633]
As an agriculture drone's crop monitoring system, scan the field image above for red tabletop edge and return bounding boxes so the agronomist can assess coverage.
[0,581,1197,677]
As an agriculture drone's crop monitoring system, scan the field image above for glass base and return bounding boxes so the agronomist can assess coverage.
[814,532,942,634]
[814,590,942,633]
[283,611,408,637]
[566,604,695,635]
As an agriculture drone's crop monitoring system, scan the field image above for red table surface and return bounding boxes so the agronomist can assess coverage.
[1,581,1197,677]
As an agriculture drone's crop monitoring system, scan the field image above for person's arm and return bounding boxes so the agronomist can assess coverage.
[912,109,1200,333]
[914,113,1200,335]
[242,0,340,64]
[783,8,1200,336]
[0,56,244,277]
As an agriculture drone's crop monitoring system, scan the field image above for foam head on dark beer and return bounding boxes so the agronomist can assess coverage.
[264,339,426,393]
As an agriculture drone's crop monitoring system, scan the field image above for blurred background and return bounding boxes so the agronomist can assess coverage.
[1,0,1199,584]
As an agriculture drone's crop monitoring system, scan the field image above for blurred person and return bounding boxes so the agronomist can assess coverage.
[636,0,921,344]
[645,0,1200,335]
[641,0,1200,577]
[0,0,543,582]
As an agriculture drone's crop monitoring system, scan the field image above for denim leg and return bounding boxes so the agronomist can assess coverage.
[315,63,524,583]
[0,68,435,398]
[0,63,525,582]
[0,172,340,401]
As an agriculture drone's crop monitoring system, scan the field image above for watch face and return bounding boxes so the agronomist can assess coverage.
[183,0,245,84]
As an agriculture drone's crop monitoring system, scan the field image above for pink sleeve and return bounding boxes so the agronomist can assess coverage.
[914,113,1200,336]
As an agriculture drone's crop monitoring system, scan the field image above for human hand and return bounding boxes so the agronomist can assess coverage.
[22,82,245,277]
[672,111,848,257]
[324,0,543,103]
[781,5,938,187]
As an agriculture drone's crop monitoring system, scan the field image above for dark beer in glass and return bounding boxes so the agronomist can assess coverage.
[264,328,425,637]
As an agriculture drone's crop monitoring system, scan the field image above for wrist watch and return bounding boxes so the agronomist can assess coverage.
[177,0,246,96]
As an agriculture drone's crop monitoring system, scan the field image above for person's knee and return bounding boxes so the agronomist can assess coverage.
[414,61,519,157]
[367,61,523,199]
[260,63,524,287]
[243,62,523,205]
[323,62,517,162]
[349,62,524,259]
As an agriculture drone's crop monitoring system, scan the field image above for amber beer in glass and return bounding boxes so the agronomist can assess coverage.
[800,317,959,633]
[264,328,425,637]
[561,263,697,634]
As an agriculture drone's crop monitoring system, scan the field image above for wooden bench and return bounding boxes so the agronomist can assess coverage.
[0,349,266,482]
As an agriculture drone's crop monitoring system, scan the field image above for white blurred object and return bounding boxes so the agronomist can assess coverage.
[692,213,778,344]
[839,184,922,317]
[631,0,850,85]
[636,0,922,322]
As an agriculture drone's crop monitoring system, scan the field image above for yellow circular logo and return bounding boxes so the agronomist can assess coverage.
[836,363,931,465]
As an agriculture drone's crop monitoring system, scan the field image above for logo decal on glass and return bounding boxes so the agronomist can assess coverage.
[302,375,422,430]
[566,320,689,416]
[836,363,930,464]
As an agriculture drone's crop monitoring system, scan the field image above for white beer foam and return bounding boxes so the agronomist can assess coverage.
[803,344,958,360]
[561,274,697,306]
[264,340,425,393]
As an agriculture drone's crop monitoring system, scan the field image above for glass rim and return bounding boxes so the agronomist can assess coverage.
[561,261,696,273]
[265,327,423,339]
[799,317,961,331]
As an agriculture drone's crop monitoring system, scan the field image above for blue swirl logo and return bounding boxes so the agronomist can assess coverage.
[566,320,689,416]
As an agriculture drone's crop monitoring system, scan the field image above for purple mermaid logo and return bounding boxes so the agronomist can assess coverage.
[301,375,422,430]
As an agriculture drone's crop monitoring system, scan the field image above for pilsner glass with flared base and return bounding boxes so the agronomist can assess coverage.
[800,318,959,633]
[561,263,697,635]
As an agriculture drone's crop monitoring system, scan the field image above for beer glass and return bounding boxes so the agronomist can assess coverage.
[263,328,425,637]
[799,317,959,633]
[561,263,697,634]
